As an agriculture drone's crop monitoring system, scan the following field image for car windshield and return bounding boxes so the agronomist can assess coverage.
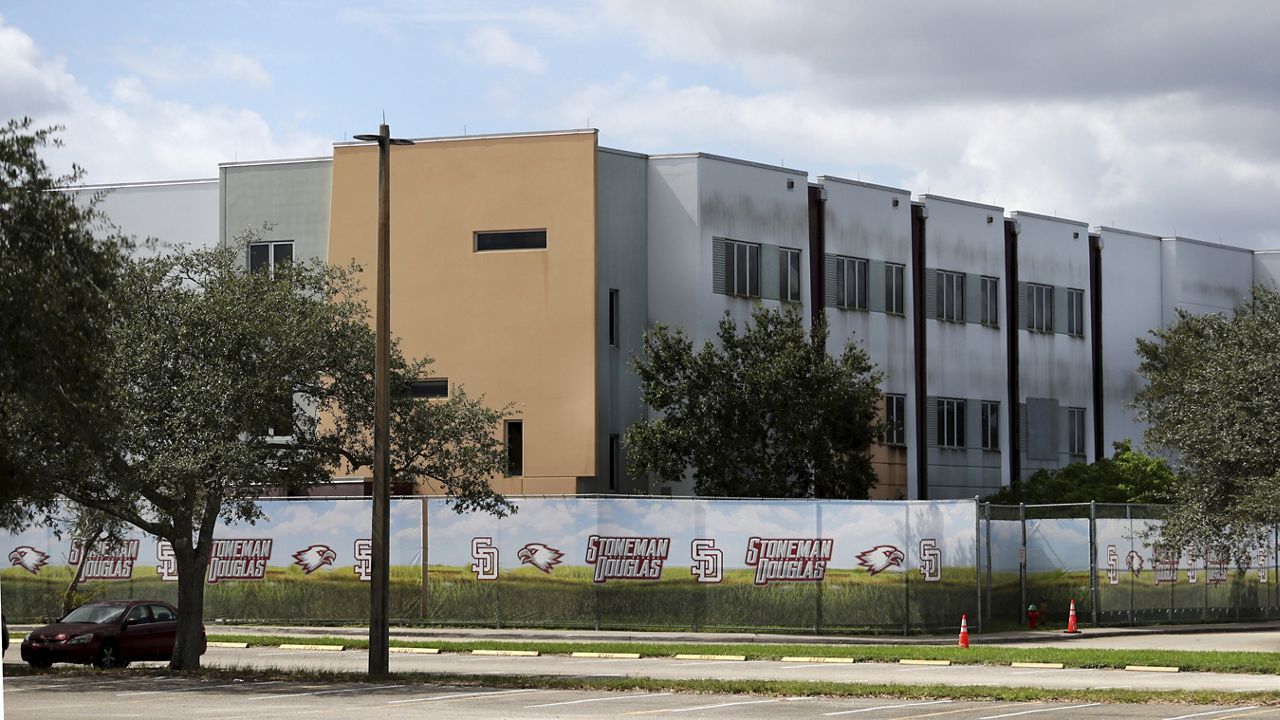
[61,604,127,624]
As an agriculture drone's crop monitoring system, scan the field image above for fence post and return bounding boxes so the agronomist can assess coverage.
[815,502,823,634]
[985,502,993,624]
[1019,503,1027,626]
[903,503,911,635]
[1089,501,1098,627]
[1126,504,1134,625]
[974,496,982,633]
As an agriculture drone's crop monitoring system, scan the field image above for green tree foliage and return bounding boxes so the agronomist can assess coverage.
[1133,287,1280,565]
[0,119,130,527]
[626,305,885,498]
[985,440,1174,504]
[15,239,512,669]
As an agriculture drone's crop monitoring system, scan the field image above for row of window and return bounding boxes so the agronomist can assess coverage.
[887,397,1088,455]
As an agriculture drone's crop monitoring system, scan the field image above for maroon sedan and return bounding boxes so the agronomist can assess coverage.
[20,599,205,669]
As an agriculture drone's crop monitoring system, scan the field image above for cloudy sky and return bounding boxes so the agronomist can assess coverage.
[4,1,1279,247]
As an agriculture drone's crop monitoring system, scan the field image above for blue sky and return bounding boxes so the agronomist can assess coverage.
[5,1,1280,247]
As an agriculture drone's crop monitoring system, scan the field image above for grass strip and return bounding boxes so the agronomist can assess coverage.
[206,633,1280,675]
[8,664,1280,707]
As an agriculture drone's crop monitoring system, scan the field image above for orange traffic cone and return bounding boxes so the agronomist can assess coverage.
[1064,599,1082,635]
[958,614,970,648]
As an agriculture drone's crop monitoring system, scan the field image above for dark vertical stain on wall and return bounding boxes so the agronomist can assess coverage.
[1089,234,1104,461]
[911,203,928,499]
[1004,220,1021,486]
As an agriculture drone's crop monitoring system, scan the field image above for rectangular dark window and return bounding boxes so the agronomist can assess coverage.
[249,241,293,278]
[608,289,619,347]
[1067,287,1085,336]
[780,248,802,302]
[885,263,905,315]
[608,434,619,491]
[725,239,760,298]
[937,270,965,322]
[980,400,999,450]
[885,394,906,446]
[1068,407,1086,455]
[266,394,294,438]
[407,378,448,398]
[836,257,868,310]
[505,420,524,476]
[980,276,999,327]
[937,397,966,448]
[1029,282,1054,332]
[475,230,547,252]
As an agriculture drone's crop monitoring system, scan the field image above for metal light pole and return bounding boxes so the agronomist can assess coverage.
[353,123,414,677]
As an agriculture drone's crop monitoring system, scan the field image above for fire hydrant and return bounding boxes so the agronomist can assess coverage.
[1027,603,1040,629]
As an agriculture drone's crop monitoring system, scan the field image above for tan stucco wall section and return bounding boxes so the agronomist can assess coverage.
[328,131,599,494]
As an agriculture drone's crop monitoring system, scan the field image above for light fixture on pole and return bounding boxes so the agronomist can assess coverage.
[353,123,414,678]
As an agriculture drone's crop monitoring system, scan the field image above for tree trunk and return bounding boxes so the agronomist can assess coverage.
[62,531,100,617]
[169,540,210,670]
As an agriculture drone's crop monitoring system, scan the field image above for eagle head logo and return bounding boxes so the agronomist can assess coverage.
[1126,550,1144,577]
[516,543,563,574]
[9,546,50,575]
[856,544,904,575]
[292,544,337,574]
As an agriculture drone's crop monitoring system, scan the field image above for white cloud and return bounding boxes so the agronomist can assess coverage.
[117,46,273,90]
[0,18,327,183]
[465,26,547,74]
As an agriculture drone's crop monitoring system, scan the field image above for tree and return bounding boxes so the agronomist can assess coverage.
[37,241,512,669]
[1133,287,1280,565]
[985,440,1174,504]
[626,305,885,498]
[0,118,129,527]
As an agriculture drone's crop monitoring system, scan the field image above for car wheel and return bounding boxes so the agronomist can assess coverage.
[94,642,124,669]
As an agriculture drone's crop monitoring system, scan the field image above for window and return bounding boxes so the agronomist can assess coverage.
[725,239,760,298]
[475,230,547,251]
[980,401,999,450]
[608,434,619,491]
[980,276,999,327]
[885,263,905,315]
[885,394,906,446]
[407,378,448,398]
[780,248,802,302]
[1066,288,1085,336]
[937,270,965,322]
[1028,283,1054,332]
[1068,407,1086,455]
[125,605,150,625]
[608,289,619,347]
[836,257,869,310]
[505,420,524,476]
[266,394,294,438]
[148,604,175,622]
[248,241,293,278]
[937,398,966,448]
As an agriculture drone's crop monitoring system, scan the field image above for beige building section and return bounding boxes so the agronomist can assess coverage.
[328,130,600,495]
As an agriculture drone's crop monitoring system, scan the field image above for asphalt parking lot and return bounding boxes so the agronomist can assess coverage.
[4,674,1277,720]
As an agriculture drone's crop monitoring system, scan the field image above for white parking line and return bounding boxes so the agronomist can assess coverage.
[386,688,541,705]
[980,703,1101,719]
[824,700,953,716]
[246,683,402,700]
[663,698,782,713]
[1162,708,1259,720]
[527,692,671,708]
[116,680,282,696]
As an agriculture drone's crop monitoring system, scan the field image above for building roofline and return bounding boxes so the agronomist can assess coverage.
[599,146,649,160]
[1162,236,1254,254]
[1008,209,1088,227]
[1090,225,1163,240]
[220,156,333,169]
[54,178,218,192]
[333,127,598,148]
[648,151,806,176]
[917,193,1004,212]
[817,175,910,196]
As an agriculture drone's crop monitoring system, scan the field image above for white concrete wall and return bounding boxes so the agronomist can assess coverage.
[220,158,333,264]
[1255,252,1280,290]
[1160,237,1253,323]
[67,179,219,257]
[919,195,1009,498]
[1096,227,1163,453]
[820,176,916,497]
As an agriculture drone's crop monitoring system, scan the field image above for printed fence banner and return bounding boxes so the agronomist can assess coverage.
[426,497,980,631]
[1,499,423,622]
